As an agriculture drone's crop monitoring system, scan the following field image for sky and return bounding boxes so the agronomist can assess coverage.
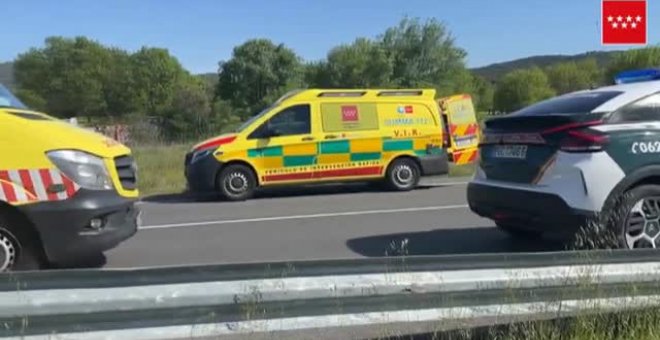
[2,0,659,74]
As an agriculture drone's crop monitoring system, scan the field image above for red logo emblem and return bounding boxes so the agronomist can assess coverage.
[341,105,359,122]
[602,0,647,45]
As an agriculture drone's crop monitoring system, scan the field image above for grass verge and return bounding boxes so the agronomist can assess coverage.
[132,144,190,196]
[132,144,477,196]
[410,308,660,340]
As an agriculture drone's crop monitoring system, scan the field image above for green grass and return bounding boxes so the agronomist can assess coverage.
[132,144,476,196]
[132,144,190,196]
[410,308,660,340]
[449,163,476,178]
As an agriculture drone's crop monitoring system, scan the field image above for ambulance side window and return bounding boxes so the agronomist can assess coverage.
[611,93,660,123]
[249,104,311,139]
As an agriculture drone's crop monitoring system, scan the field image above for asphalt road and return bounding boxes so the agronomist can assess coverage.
[101,177,563,269]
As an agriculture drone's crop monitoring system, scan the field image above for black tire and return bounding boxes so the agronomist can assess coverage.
[496,222,543,240]
[0,213,42,272]
[609,184,660,250]
[216,164,257,201]
[385,157,421,191]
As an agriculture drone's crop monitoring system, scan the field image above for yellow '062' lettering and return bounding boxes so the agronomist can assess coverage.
[632,141,660,154]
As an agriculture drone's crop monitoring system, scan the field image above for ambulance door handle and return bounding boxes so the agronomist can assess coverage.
[301,136,315,141]
[325,135,338,140]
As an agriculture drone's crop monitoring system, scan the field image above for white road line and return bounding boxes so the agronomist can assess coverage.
[140,204,469,230]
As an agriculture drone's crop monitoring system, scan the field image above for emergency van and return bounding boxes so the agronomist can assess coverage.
[468,69,660,249]
[0,84,139,271]
[185,89,477,201]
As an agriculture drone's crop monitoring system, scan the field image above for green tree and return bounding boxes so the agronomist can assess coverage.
[14,36,114,117]
[494,67,556,113]
[380,17,467,91]
[217,39,303,119]
[321,38,392,88]
[159,76,212,141]
[130,47,186,116]
[545,59,603,95]
[471,75,495,112]
[605,46,660,83]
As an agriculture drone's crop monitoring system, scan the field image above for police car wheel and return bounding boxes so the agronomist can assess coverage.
[617,185,660,250]
[217,164,256,201]
[386,158,420,191]
[0,215,42,272]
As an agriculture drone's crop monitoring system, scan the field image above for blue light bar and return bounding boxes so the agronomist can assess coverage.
[615,69,660,84]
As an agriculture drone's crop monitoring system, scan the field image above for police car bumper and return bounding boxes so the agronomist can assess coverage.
[467,182,595,236]
[18,189,139,265]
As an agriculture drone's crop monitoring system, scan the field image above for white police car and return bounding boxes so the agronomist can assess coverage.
[468,69,660,249]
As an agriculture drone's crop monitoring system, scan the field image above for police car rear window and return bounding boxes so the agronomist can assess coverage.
[6,111,55,121]
[513,91,624,116]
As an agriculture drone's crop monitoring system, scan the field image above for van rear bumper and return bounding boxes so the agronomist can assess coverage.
[419,153,449,176]
[18,190,139,265]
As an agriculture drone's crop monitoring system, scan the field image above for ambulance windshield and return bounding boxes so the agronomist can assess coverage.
[0,84,28,109]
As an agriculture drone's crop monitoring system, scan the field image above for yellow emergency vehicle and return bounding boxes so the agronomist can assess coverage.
[186,88,476,201]
[0,84,139,271]
[438,94,481,166]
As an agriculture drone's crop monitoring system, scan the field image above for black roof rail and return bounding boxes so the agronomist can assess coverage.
[377,90,424,96]
[317,91,367,97]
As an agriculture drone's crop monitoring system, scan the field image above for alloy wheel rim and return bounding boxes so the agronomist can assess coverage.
[624,197,660,249]
[0,230,17,272]
[224,172,249,195]
[393,165,414,187]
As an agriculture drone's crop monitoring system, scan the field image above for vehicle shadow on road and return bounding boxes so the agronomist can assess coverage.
[346,226,565,257]
[142,182,441,204]
[49,252,108,270]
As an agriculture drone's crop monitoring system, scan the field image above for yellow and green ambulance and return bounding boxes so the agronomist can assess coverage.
[185,89,473,201]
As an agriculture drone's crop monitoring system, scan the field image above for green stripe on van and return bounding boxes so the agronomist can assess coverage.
[350,152,381,162]
[320,140,350,154]
[248,146,283,158]
[283,155,316,167]
[383,139,413,152]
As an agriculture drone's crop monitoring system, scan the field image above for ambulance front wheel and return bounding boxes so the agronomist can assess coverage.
[385,157,421,191]
[217,164,257,201]
[0,212,43,272]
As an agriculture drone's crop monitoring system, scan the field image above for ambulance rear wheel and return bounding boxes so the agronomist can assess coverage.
[217,164,256,201]
[0,213,42,272]
[385,158,420,191]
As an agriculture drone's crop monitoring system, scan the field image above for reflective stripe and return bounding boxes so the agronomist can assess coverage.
[49,169,69,201]
[29,169,48,201]
[8,170,28,202]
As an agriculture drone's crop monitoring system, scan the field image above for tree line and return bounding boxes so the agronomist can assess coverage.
[10,17,660,142]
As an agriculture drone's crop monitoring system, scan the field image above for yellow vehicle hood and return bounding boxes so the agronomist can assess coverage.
[7,110,131,158]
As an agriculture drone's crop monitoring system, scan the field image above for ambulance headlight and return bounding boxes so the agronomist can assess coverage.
[47,150,113,190]
[190,148,218,164]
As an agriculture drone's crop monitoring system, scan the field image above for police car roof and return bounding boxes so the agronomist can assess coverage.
[590,79,660,113]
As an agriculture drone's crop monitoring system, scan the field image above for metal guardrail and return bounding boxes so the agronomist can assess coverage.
[2,249,660,339]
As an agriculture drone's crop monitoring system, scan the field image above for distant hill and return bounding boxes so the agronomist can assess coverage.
[471,51,622,82]
[0,62,13,88]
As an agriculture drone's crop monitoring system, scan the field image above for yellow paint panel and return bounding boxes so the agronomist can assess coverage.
[262,157,284,169]
[317,154,351,164]
[283,143,317,156]
[350,138,382,153]
[413,138,430,150]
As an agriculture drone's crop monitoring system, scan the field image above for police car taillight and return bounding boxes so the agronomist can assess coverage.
[559,129,609,152]
[615,69,660,84]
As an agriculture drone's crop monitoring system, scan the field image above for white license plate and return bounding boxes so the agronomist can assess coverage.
[454,136,476,148]
[493,145,527,159]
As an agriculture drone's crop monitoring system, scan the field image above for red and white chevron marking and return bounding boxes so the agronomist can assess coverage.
[0,169,79,204]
